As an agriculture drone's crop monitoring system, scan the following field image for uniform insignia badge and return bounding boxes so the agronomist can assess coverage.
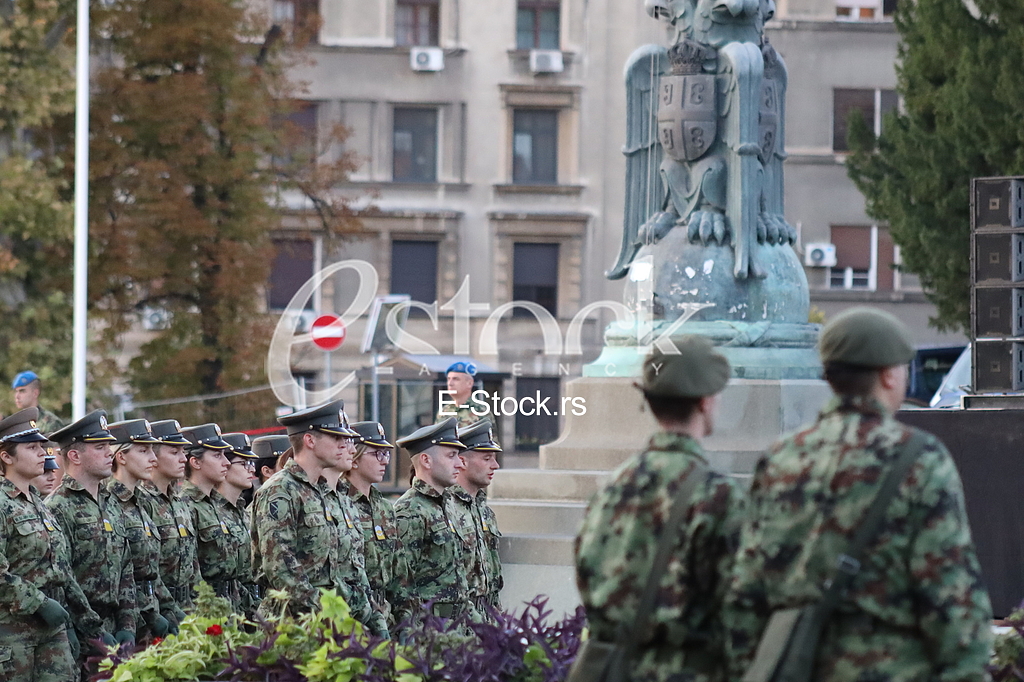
[99,415,108,430]
[482,519,490,532]
[29,420,37,429]
[43,518,55,532]
[343,510,354,529]
[103,517,113,532]
[374,525,386,540]
[220,521,229,534]
[144,521,152,537]
[378,424,385,437]
[178,524,188,537]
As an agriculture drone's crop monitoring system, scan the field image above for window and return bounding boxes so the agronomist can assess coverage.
[516,0,560,50]
[828,225,897,291]
[273,0,319,43]
[274,101,317,166]
[513,242,558,316]
[395,0,439,47]
[392,108,438,183]
[269,239,314,310]
[512,109,558,184]
[391,240,438,308]
[515,377,561,451]
[836,0,896,20]
[832,88,897,152]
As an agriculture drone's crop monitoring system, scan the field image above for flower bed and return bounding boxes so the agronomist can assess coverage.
[93,584,586,682]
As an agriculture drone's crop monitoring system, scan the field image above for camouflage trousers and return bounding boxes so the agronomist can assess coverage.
[0,621,76,682]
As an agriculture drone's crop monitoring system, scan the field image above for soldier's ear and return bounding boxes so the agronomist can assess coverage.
[65,446,83,466]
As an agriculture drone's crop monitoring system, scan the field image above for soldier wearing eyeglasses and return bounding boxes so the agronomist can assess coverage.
[346,422,408,627]
[219,433,260,616]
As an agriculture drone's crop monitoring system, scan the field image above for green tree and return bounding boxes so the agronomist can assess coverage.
[0,0,76,416]
[847,0,1024,332]
[85,0,357,427]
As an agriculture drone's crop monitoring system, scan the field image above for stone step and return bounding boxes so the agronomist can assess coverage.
[498,532,575,567]
[489,468,609,503]
[489,499,587,536]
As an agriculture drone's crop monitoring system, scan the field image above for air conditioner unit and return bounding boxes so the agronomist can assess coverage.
[529,49,564,74]
[410,47,444,72]
[804,243,838,268]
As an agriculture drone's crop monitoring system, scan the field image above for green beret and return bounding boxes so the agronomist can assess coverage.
[819,306,915,367]
[642,335,730,398]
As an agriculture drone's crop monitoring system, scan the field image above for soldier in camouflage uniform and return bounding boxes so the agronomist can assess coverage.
[137,419,198,620]
[725,307,994,682]
[346,421,407,626]
[180,423,245,609]
[395,418,478,622]
[105,419,174,642]
[252,434,289,488]
[11,371,65,436]
[575,337,745,682]
[252,401,388,637]
[0,409,90,681]
[436,361,490,427]
[47,410,138,648]
[219,433,260,616]
[452,419,503,613]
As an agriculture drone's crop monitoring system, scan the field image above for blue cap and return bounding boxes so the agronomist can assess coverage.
[445,361,477,376]
[12,371,39,389]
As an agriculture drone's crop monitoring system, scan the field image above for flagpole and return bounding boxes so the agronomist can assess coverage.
[72,0,89,419]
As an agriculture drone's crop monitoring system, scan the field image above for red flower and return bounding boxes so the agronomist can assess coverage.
[205,624,223,636]
[151,637,163,646]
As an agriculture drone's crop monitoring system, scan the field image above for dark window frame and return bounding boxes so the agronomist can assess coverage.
[268,238,315,310]
[392,107,439,183]
[395,0,440,47]
[832,88,897,152]
[390,239,440,311]
[516,0,560,50]
[512,241,559,317]
[512,108,559,185]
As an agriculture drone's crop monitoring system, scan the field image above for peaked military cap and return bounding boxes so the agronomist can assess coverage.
[350,421,393,448]
[252,434,290,460]
[222,432,258,460]
[43,454,59,471]
[641,335,731,398]
[11,370,39,389]
[819,306,915,368]
[108,419,162,445]
[150,419,190,445]
[181,423,231,451]
[277,399,359,437]
[446,361,477,376]
[0,407,48,444]
[49,410,117,448]
[396,417,465,454]
[458,419,502,452]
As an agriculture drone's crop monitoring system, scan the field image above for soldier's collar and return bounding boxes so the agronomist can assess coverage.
[450,484,474,503]
[61,474,87,492]
[412,477,445,499]
[282,458,316,486]
[0,476,22,498]
[824,395,888,418]
[647,431,703,454]
[106,478,135,503]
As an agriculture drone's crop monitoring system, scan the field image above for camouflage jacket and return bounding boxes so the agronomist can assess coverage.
[450,485,489,604]
[47,474,138,634]
[36,407,65,437]
[137,480,199,610]
[394,478,475,619]
[252,461,387,635]
[182,482,248,611]
[0,477,103,639]
[349,482,406,625]
[725,396,994,682]
[215,493,258,615]
[323,479,388,635]
[575,432,745,682]
[104,478,174,627]
[477,490,503,608]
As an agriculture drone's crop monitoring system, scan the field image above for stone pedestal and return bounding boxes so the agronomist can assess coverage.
[492,374,832,616]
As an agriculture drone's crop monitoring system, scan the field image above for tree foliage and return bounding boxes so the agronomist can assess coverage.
[85,0,359,426]
[0,0,75,416]
[847,0,1024,332]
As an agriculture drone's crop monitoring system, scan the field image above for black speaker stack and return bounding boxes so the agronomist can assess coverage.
[970,176,1024,396]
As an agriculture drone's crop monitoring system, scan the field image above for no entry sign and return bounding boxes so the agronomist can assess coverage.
[310,314,346,351]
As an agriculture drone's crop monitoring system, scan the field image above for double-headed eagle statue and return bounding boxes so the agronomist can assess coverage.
[609,0,796,282]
